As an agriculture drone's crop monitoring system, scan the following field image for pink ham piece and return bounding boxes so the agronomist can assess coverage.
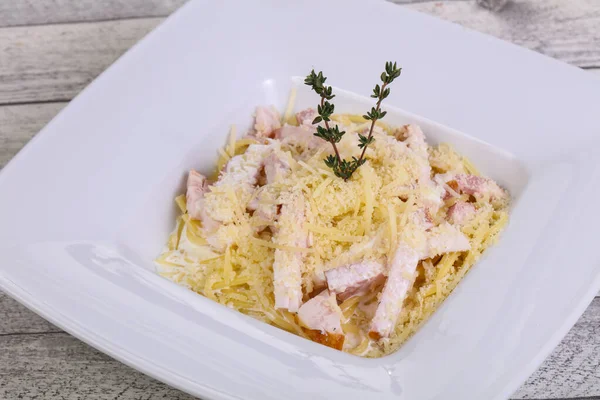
[298,289,344,334]
[274,125,323,151]
[272,190,308,313]
[295,108,317,127]
[247,150,291,233]
[369,242,420,340]
[442,173,507,201]
[369,221,470,339]
[216,144,274,191]
[447,201,476,225]
[186,170,207,218]
[246,187,279,233]
[410,209,435,231]
[312,230,385,291]
[455,174,506,200]
[203,143,274,230]
[297,289,345,350]
[185,170,219,231]
[200,144,277,251]
[263,151,291,184]
[253,106,281,138]
[423,223,471,259]
[402,124,428,160]
[401,125,444,213]
[325,260,386,301]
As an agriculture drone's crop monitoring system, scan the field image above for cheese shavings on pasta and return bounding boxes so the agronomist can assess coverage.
[156,100,510,358]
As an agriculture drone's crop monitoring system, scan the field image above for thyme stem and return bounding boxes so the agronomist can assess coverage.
[321,96,342,163]
[357,80,388,165]
[304,62,401,180]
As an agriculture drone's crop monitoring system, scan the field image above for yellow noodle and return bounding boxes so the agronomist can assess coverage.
[234,138,259,153]
[166,217,184,251]
[350,337,369,355]
[387,204,398,259]
[282,87,297,124]
[463,157,481,176]
[157,109,510,360]
[342,322,360,335]
[223,246,233,283]
[184,226,208,247]
[305,223,363,243]
[175,194,187,213]
[313,177,334,198]
[249,236,314,253]
[340,296,361,318]
[435,252,460,280]
[212,275,251,290]
[203,271,219,301]
[226,125,237,157]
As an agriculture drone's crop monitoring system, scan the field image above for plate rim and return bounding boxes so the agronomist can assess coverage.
[1,0,600,399]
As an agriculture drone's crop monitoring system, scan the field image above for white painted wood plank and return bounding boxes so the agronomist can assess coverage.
[0,0,185,28]
[0,18,161,104]
[512,298,600,399]
[0,78,599,400]
[0,1,599,398]
[391,0,466,3]
[0,333,195,400]
[0,102,65,168]
[0,0,598,105]
[0,0,458,28]
[1,65,599,167]
[404,0,600,68]
[0,297,598,399]
[0,292,60,335]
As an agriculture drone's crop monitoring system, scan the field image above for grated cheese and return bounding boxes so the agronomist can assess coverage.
[305,223,364,243]
[226,125,237,157]
[362,166,375,234]
[175,194,187,213]
[249,236,314,253]
[387,204,397,260]
[313,177,334,198]
[156,109,511,360]
[297,160,319,175]
[282,87,297,124]
[223,246,233,283]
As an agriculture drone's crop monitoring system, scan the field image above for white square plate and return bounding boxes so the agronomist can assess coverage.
[1,0,600,399]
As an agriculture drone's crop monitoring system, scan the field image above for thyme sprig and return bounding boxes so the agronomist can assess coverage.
[303,70,344,166]
[304,62,402,180]
[358,62,402,164]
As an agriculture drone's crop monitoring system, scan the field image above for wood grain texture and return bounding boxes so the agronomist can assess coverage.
[2,66,599,169]
[0,292,59,335]
[0,75,598,400]
[0,0,599,399]
[0,68,600,171]
[0,0,599,105]
[0,333,195,400]
[0,48,599,400]
[1,70,598,171]
[390,0,465,3]
[0,296,598,399]
[0,18,161,104]
[404,0,600,68]
[0,0,453,27]
[0,102,65,168]
[512,299,600,399]
[0,0,185,28]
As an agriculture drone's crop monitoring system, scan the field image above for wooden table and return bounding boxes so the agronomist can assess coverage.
[1,1,599,399]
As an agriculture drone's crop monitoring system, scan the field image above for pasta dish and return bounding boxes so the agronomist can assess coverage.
[155,87,509,357]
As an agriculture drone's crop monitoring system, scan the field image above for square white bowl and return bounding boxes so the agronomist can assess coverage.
[1,0,600,399]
